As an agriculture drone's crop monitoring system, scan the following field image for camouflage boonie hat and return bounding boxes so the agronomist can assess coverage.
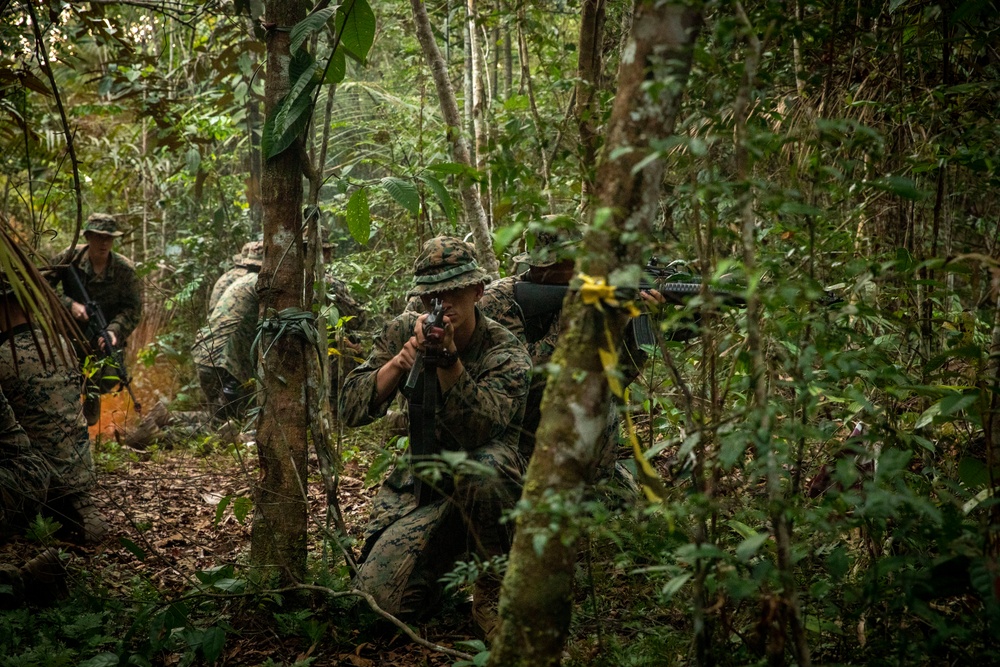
[513,214,581,268]
[409,236,490,297]
[240,241,264,268]
[83,213,123,237]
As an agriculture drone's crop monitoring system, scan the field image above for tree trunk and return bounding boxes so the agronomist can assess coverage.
[488,3,703,664]
[411,0,499,276]
[467,0,492,225]
[250,0,310,588]
[575,0,606,209]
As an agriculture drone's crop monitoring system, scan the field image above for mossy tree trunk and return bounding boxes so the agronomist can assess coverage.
[249,0,310,589]
[487,2,703,665]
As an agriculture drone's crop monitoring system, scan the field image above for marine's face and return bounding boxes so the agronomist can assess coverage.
[421,283,483,334]
[85,232,114,259]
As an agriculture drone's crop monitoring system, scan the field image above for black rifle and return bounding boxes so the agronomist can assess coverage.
[405,299,445,506]
[64,265,142,414]
[512,258,746,346]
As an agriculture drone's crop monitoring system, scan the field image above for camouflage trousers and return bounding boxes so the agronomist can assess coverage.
[355,442,524,617]
[0,444,51,540]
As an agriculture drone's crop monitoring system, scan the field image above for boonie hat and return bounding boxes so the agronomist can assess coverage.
[513,214,581,268]
[409,236,490,297]
[83,213,124,238]
[241,241,264,268]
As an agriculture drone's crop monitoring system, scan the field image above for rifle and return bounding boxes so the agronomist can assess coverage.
[64,265,142,414]
[404,299,445,506]
[512,258,747,346]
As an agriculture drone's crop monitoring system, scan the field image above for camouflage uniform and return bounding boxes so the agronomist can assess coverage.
[0,386,50,540]
[0,323,104,540]
[341,237,531,618]
[48,217,143,345]
[480,219,646,477]
[208,241,263,313]
[191,271,259,417]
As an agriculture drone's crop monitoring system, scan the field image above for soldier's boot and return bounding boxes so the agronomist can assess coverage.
[83,393,101,426]
[65,494,110,545]
[0,548,66,608]
[472,576,501,642]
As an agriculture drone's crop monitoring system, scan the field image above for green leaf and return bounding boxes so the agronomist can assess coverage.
[119,536,147,562]
[290,6,338,54]
[416,173,456,223]
[262,87,315,160]
[185,147,200,176]
[493,223,525,254]
[915,392,977,428]
[324,48,346,84]
[735,533,770,561]
[214,495,232,526]
[872,175,925,201]
[346,187,371,244]
[532,532,548,556]
[336,0,376,63]
[381,176,420,216]
[214,577,248,593]
[233,496,253,524]
[201,626,226,663]
[660,573,691,599]
[958,458,990,489]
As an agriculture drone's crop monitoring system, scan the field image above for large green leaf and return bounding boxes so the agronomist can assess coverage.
[346,187,371,245]
[324,48,346,84]
[263,50,319,159]
[336,0,376,63]
[416,173,456,223]
[381,176,419,216]
[290,5,339,54]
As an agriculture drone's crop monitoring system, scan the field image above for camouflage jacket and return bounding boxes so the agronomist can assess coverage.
[191,272,259,383]
[0,386,51,535]
[49,245,143,342]
[0,323,93,494]
[480,273,647,468]
[341,307,531,456]
[208,266,250,313]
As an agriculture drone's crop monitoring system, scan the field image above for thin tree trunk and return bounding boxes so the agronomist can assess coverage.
[733,2,810,664]
[488,3,703,664]
[467,0,492,225]
[411,0,499,275]
[575,0,605,209]
[250,0,310,588]
[516,10,555,212]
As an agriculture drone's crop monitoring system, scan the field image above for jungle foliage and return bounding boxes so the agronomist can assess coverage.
[1,0,999,665]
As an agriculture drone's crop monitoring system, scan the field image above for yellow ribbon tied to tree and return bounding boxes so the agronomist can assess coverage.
[577,273,667,503]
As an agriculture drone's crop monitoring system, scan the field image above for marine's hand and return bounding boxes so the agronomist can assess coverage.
[640,289,666,305]
[391,335,419,373]
[71,301,89,321]
[98,330,118,352]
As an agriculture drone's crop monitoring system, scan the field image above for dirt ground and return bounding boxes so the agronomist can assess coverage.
[0,400,485,667]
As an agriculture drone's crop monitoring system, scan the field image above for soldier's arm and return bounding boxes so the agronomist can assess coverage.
[341,314,415,427]
[106,257,143,340]
[438,340,531,448]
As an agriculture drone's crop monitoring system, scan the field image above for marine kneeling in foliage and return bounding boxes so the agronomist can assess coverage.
[0,278,109,544]
[340,236,531,639]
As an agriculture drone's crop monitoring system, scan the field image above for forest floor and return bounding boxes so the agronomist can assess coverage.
[0,404,487,667]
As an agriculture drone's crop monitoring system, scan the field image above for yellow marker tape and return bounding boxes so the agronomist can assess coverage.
[624,389,670,506]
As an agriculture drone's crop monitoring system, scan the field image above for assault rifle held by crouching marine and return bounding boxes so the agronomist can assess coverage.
[64,266,142,414]
[512,257,747,346]
[405,298,445,506]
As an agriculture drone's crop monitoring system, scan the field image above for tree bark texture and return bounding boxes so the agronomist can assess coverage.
[575,0,606,208]
[410,0,499,276]
[488,3,703,665]
[250,0,310,588]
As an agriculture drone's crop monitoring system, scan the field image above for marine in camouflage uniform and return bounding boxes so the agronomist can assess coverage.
[0,288,108,544]
[192,271,259,420]
[340,236,531,634]
[0,386,50,541]
[480,217,647,480]
[208,241,263,313]
[47,213,143,424]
